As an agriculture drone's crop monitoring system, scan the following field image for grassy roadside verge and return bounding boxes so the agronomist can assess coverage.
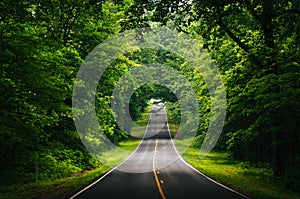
[174,140,300,199]
[164,107,299,199]
[166,115,300,199]
[0,110,150,199]
[165,109,178,138]
[130,108,151,138]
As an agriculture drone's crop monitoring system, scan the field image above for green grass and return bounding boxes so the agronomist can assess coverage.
[165,110,179,138]
[0,165,110,199]
[130,110,150,138]
[174,139,300,199]
[98,139,141,169]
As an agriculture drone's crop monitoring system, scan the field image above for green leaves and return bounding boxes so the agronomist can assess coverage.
[190,0,300,181]
[0,0,133,183]
[1,0,299,190]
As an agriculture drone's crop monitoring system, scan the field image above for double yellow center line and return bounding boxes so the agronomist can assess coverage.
[153,139,167,199]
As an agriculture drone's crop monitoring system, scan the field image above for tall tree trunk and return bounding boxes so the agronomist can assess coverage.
[272,110,286,178]
[261,0,286,178]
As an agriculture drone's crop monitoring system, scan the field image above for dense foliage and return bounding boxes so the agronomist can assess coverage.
[1,0,299,194]
[192,0,300,181]
[0,0,131,184]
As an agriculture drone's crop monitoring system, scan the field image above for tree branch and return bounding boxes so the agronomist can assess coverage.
[217,19,249,52]
[217,19,265,69]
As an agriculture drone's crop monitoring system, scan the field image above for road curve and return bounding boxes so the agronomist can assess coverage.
[70,104,248,199]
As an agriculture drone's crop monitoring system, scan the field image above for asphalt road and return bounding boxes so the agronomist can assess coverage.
[70,104,247,199]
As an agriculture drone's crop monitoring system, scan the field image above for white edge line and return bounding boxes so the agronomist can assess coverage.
[69,105,155,199]
[163,107,251,199]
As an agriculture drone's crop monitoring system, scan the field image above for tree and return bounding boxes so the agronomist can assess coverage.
[192,0,300,178]
[0,0,133,181]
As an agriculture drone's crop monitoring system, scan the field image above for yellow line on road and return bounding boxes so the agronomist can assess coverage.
[153,139,167,199]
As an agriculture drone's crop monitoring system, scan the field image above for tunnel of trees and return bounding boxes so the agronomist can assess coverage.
[1,0,299,193]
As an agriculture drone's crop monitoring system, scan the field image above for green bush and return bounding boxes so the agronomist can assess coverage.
[191,134,205,148]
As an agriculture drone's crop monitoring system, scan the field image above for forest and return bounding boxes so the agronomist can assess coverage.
[1,0,299,198]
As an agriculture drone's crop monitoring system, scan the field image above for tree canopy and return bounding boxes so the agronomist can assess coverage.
[1,0,299,193]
